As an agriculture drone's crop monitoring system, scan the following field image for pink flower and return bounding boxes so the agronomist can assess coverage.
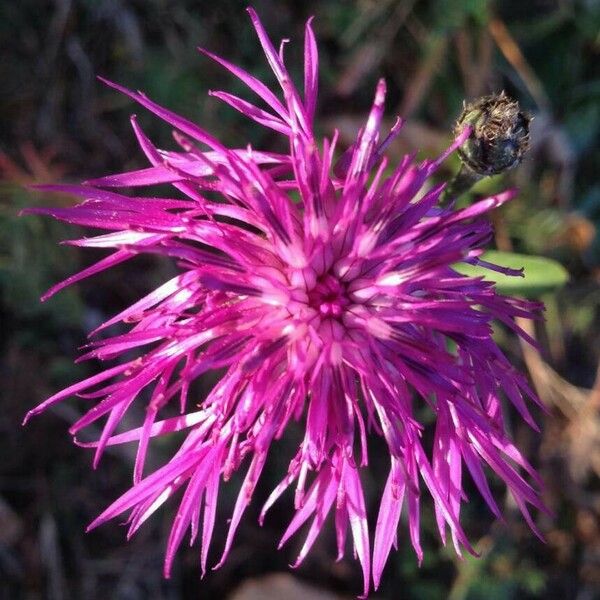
[24,8,546,596]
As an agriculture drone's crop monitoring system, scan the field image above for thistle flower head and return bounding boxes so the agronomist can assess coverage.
[24,9,546,596]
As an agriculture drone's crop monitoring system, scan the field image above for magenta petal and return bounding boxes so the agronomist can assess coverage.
[75,410,208,449]
[373,465,405,590]
[291,466,338,567]
[279,467,334,548]
[23,362,131,424]
[98,77,225,152]
[209,91,291,135]
[214,451,269,569]
[198,47,289,121]
[41,249,132,301]
[303,17,318,122]
[342,458,370,598]
[87,450,204,532]
[201,453,222,576]
[163,448,218,578]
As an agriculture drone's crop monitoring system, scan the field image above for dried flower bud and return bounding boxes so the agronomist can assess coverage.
[455,92,530,176]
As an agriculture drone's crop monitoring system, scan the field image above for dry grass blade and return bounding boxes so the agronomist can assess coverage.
[488,17,551,112]
[335,0,417,97]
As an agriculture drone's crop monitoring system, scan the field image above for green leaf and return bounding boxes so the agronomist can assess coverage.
[453,250,569,298]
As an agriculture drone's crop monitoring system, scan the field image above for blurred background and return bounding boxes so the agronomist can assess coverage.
[1,0,599,598]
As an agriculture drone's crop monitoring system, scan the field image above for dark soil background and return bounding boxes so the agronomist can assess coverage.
[1,1,599,599]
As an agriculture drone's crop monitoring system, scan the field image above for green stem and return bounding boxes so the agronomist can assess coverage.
[442,164,484,204]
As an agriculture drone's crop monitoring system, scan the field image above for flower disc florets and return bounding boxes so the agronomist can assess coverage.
[24,9,547,597]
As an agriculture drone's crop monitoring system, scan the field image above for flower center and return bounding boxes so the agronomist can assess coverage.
[306,273,349,318]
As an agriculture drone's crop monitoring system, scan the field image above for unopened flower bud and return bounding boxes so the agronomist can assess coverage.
[455,91,531,176]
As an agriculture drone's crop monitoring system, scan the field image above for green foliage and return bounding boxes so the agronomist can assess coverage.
[0,185,83,331]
